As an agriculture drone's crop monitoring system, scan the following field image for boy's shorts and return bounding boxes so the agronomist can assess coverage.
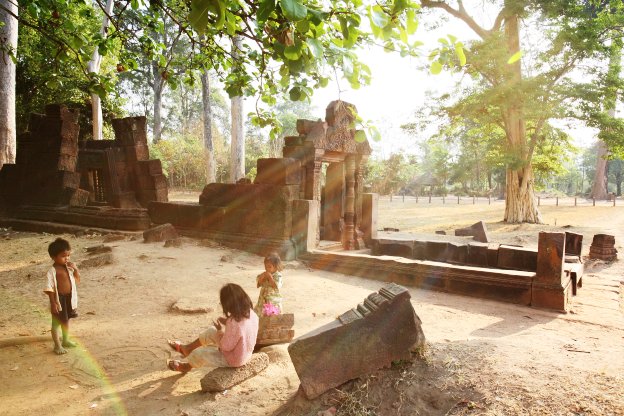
[52,293,77,322]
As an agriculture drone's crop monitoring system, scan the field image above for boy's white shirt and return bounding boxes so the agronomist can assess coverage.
[43,266,78,310]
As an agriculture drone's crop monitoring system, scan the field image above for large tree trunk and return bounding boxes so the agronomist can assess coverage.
[201,72,216,183]
[86,0,114,140]
[0,0,17,170]
[229,36,244,183]
[151,62,164,143]
[502,12,542,223]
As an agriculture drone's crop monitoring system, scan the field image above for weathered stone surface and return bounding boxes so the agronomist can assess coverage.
[255,158,301,185]
[454,220,490,243]
[69,188,90,207]
[85,244,112,254]
[256,314,295,346]
[78,252,113,269]
[288,283,426,399]
[564,232,583,257]
[143,223,178,243]
[497,245,538,272]
[102,233,126,243]
[372,239,413,258]
[200,353,269,392]
[170,297,214,314]
[361,193,378,245]
[164,238,182,248]
[292,199,319,256]
[532,232,570,311]
[589,234,617,261]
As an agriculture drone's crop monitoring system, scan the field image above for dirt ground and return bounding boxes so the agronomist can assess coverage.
[0,198,623,416]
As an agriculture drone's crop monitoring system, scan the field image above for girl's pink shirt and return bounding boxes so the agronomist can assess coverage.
[219,310,259,367]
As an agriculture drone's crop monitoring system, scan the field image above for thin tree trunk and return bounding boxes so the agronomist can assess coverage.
[0,0,17,169]
[201,71,216,183]
[590,140,608,199]
[151,62,164,143]
[268,137,284,158]
[229,36,244,183]
[87,0,114,140]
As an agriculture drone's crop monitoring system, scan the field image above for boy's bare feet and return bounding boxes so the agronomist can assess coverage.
[54,345,67,355]
[62,340,77,348]
[167,359,191,373]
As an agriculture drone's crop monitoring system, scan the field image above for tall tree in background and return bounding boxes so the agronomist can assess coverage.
[86,0,113,140]
[421,0,623,222]
[201,70,215,183]
[229,36,244,182]
[0,0,17,170]
[590,37,622,199]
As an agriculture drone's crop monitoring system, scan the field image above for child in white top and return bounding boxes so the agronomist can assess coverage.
[43,238,81,355]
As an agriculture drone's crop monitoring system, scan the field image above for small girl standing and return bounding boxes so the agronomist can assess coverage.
[255,252,284,316]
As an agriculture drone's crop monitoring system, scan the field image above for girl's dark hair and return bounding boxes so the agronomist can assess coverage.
[264,252,283,271]
[220,283,253,321]
[48,238,71,257]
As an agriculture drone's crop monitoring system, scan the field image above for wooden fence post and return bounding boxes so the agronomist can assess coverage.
[402,194,405,202]
[556,197,559,206]
[443,196,445,204]
[593,198,595,206]
[538,196,540,206]
[488,196,491,205]
[429,195,432,203]
[473,196,476,204]
[574,197,577,206]
[457,195,460,204]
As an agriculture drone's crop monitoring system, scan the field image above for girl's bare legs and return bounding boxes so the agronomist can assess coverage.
[178,338,201,357]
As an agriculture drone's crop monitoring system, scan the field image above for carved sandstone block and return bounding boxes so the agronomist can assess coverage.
[143,223,178,243]
[200,353,269,392]
[288,283,426,399]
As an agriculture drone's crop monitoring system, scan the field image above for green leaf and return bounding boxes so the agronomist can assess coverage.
[190,0,211,34]
[307,38,323,59]
[289,86,302,100]
[399,26,408,44]
[370,5,389,28]
[257,0,276,22]
[455,44,466,66]
[280,0,307,21]
[284,43,302,60]
[339,16,349,40]
[308,9,327,26]
[406,9,417,34]
[507,50,523,64]
[343,55,353,75]
[430,60,443,75]
[355,130,367,143]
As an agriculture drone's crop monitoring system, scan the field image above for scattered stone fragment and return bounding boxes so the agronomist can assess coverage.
[220,255,233,262]
[170,297,214,314]
[164,238,182,248]
[199,239,221,248]
[77,252,113,269]
[85,245,112,255]
[102,234,126,243]
[143,223,178,243]
[435,230,446,235]
[200,352,269,392]
[454,220,490,243]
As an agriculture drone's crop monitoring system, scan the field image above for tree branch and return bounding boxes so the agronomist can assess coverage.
[420,0,489,39]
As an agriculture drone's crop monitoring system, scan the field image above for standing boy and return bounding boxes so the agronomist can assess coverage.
[44,238,80,354]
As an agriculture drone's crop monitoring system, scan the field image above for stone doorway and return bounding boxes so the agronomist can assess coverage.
[320,161,345,242]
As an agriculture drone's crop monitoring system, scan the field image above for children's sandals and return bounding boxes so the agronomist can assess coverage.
[167,339,186,356]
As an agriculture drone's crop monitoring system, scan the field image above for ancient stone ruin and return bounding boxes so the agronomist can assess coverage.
[0,104,167,230]
[288,283,425,399]
[589,234,617,261]
[149,100,374,259]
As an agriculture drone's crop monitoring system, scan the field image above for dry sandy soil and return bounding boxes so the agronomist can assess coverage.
[0,198,623,416]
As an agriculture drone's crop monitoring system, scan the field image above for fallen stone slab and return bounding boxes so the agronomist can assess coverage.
[85,244,113,255]
[78,252,113,269]
[143,223,178,243]
[288,283,426,399]
[454,220,490,243]
[200,352,269,392]
[102,233,126,243]
[170,297,214,314]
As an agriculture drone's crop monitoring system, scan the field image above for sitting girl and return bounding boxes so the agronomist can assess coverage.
[167,283,258,372]
[255,252,284,316]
